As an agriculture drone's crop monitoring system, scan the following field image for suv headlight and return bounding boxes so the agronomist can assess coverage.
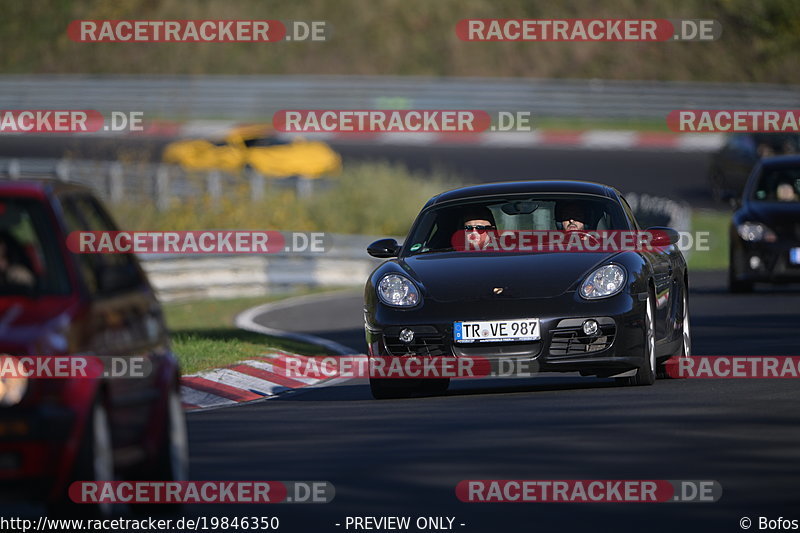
[580,264,626,299]
[377,274,421,307]
[737,222,777,242]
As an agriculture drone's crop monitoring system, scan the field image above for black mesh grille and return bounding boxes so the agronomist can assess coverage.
[548,318,616,358]
[383,326,450,356]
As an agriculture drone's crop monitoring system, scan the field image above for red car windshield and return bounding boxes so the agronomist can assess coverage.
[0,197,71,296]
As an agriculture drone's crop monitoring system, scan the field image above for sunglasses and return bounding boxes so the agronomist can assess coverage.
[464,225,494,232]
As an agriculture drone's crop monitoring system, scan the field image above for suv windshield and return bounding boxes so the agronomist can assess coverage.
[0,197,71,296]
[403,194,630,256]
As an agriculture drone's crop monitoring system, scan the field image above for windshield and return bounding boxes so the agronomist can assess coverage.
[0,197,71,296]
[751,168,800,203]
[403,194,630,256]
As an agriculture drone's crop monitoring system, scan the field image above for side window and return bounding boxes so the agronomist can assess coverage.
[61,194,144,295]
[619,196,640,230]
[61,197,99,294]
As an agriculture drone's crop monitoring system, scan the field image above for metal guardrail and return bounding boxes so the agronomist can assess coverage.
[0,158,328,206]
[1,75,799,120]
[139,234,387,302]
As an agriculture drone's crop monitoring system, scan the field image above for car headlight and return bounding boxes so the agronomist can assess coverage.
[580,264,627,300]
[737,222,777,242]
[377,274,421,307]
[0,355,28,407]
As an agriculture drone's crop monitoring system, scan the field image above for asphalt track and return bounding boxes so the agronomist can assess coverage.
[5,136,797,531]
[183,271,800,532]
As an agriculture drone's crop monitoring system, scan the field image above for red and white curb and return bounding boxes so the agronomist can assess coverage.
[182,291,361,411]
[180,351,334,411]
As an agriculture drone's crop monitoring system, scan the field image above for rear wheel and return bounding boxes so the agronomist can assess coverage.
[617,291,656,386]
[131,386,188,515]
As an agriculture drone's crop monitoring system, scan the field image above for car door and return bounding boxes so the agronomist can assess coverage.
[59,193,169,461]
[620,195,673,342]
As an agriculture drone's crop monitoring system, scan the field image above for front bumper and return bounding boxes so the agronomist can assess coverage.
[0,405,76,501]
[365,291,649,378]
[731,238,800,283]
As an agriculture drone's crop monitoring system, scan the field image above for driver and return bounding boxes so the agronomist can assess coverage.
[555,201,590,231]
[461,206,496,250]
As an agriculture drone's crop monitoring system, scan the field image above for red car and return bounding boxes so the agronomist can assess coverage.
[0,180,187,514]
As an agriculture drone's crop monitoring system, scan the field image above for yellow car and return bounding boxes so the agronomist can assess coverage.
[163,124,342,178]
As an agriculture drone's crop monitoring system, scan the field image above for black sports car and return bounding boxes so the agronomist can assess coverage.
[364,180,690,399]
[729,155,800,292]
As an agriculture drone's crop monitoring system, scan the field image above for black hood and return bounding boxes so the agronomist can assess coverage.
[399,252,620,302]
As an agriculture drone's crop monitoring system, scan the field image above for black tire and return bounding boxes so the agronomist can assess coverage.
[419,378,450,396]
[728,246,754,293]
[660,288,691,379]
[369,378,417,399]
[154,386,189,482]
[49,399,115,517]
[131,386,188,515]
[728,268,754,293]
[617,291,656,386]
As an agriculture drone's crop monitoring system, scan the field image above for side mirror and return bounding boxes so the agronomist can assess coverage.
[367,238,400,258]
[646,227,680,246]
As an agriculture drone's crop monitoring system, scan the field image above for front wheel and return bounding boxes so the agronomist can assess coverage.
[617,291,656,386]
[660,289,691,378]
[131,386,188,515]
[728,247,754,293]
[155,386,189,482]
[50,399,115,517]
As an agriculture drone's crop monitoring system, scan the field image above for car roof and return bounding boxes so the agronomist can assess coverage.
[757,154,800,168]
[424,180,620,208]
[0,178,96,199]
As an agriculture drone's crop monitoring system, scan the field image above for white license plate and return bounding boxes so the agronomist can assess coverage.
[791,248,800,265]
[454,318,540,343]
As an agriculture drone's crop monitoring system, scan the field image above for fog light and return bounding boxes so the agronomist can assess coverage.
[399,328,415,343]
[749,256,761,270]
[582,319,599,336]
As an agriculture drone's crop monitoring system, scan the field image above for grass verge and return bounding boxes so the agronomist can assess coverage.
[688,209,731,271]
[113,161,455,236]
[164,290,337,375]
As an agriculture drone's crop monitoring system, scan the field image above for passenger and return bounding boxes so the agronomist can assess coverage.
[775,181,798,202]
